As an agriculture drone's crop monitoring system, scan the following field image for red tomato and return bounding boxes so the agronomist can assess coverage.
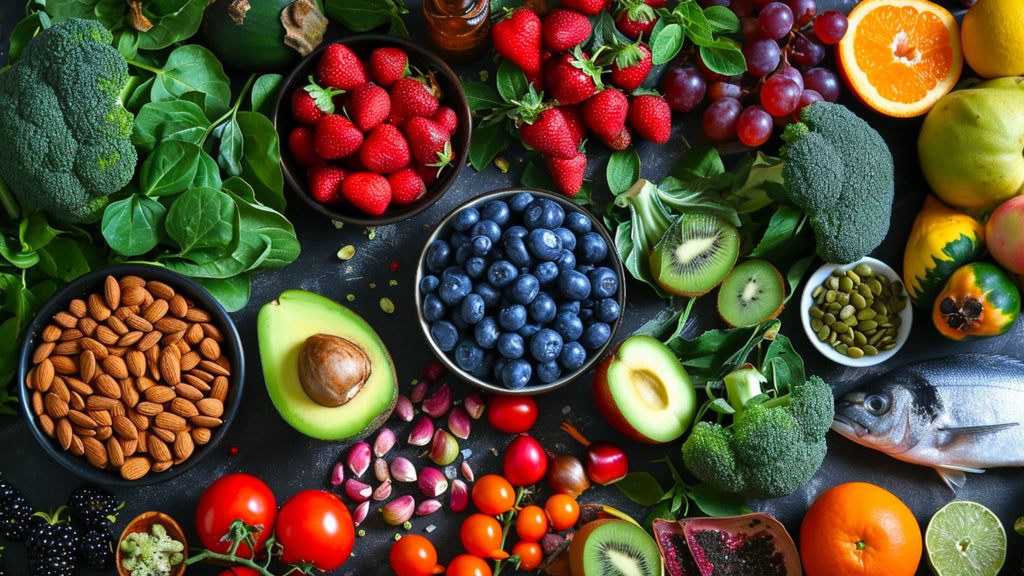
[460,514,509,559]
[217,568,261,576]
[503,434,547,487]
[196,474,276,558]
[390,534,444,576]
[515,505,549,542]
[487,395,538,433]
[471,474,516,515]
[512,541,543,571]
[276,490,354,571]
[447,554,493,576]
[545,494,580,531]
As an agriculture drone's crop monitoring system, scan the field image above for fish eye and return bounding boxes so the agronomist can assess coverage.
[864,394,890,415]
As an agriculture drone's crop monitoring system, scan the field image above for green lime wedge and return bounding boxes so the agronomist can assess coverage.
[926,500,1006,576]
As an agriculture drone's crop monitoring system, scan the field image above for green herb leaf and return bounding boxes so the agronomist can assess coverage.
[606,148,641,195]
[469,120,507,171]
[7,13,42,64]
[223,177,301,270]
[650,23,684,65]
[615,472,666,506]
[699,38,746,77]
[192,151,223,190]
[235,111,286,212]
[689,483,751,517]
[217,117,245,177]
[136,0,205,51]
[194,275,251,312]
[677,0,713,46]
[101,195,167,256]
[140,141,202,197]
[165,186,238,256]
[463,80,503,112]
[703,5,740,33]
[521,156,557,190]
[496,59,529,102]
[251,74,283,117]
[749,205,802,259]
[131,100,210,154]
[326,0,406,35]
[670,141,725,180]
[149,45,232,118]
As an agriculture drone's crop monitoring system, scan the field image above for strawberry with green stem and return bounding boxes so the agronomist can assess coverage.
[492,7,543,83]
[615,0,659,40]
[608,41,653,93]
[545,47,605,106]
[512,86,579,160]
[292,76,345,125]
[388,76,440,126]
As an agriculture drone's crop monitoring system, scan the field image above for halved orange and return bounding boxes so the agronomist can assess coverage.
[837,0,962,118]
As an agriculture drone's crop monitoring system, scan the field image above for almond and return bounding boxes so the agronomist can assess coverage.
[136,330,163,352]
[33,359,55,392]
[150,426,176,443]
[107,315,129,336]
[143,386,175,404]
[73,424,96,437]
[174,340,191,356]
[32,342,55,364]
[180,351,201,372]
[106,345,128,358]
[83,437,109,469]
[77,317,98,337]
[94,374,121,399]
[70,435,85,457]
[173,431,194,460]
[199,359,230,377]
[170,397,199,418]
[201,322,224,343]
[198,338,221,360]
[182,373,211,392]
[174,383,203,401]
[67,410,98,429]
[147,436,172,462]
[44,392,69,419]
[136,431,149,453]
[59,328,84,342]
[120,456,151,480]
[52,341,82,356]
[56,418,73,449]
[121,285,146,307]
[136,376,157,393]
[185,323,205,345]
[50,355,77,375]
[196,398,224,418]
[165,293,187,317]
[107,436,125,467]
[117,331,144,348]
[185,308,211,323]
[87,293,112,322]
[95,426,113,441]
[127,410,149,431]
[42,324,62,342]
[151,460,173,473]
[79,350,96,383]
[124,313,153,333]
[80,337,108,359]
[86,395,120,411]
[101,356,129,380]
[159,348,181,386]
[50,377,70,403]
[190,415,223,428]
[136,401,164,416]
[113,415,139,439]
[120,275,147,289]
[69,391,86,412]
[143,299,169,324]
[123,350,145,378]
[53,311,78,329]
[95,325,120,346]
[210,376,229,403]
[191,427,212,445]
[65,377,92,396]
[120,438,138,457]
[31,390,43,416]
[155,412,188,432]
[120,378,140,408]
[161,330,184,347]
[39,413,55,438]
[89,410,113,427]
[156,317,189,334]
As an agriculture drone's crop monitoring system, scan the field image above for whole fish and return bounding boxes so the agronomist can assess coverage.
[831,354,1024,491]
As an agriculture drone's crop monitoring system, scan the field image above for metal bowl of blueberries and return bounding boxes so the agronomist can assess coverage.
[415,189,625,395]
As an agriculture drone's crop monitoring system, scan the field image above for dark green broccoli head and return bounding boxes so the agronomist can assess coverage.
[779,101,894,264]
[0,18,136,223]
[681,421,744,495]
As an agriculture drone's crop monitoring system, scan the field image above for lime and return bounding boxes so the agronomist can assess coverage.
[925,500,1006,576]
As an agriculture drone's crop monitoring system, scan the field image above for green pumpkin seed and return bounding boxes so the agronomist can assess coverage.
[809,307,824,319]
[846,270,861,285]
[826,290,837,303]
[869,279,883,296]
[859,320,878,332]
[817,326,830,341]
[851,293,867,309]
[835,343,849,355]
[813,286,824,299]
[839,276,854,292]
[854,331,868,346]
[823,312,837,325]
[833,322,850,334]
[863,345,878,356]
[811,318,823,332]
[844,316,859,327]
[854,263,872,277]
[847,347,865,359]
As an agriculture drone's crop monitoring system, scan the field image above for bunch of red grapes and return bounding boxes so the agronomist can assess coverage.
[663,0,849,146]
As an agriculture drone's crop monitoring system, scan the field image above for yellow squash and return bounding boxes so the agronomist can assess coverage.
[903,194,986,310]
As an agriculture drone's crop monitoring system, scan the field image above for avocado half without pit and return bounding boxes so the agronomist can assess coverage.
[258,290,398,440]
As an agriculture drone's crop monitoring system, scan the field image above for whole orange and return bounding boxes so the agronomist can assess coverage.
[800,482,922,576]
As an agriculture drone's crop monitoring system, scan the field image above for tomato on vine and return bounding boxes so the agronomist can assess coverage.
[447,554,493,576]
[544,494,580,531]
[217,567,261,576]
[487,395,538,433]
[460,513,509,559]
[195,474,277,558]
[389,534,444,576]
[512,541,543,571]
[472,474,516,515]
[275,490,354,571]
[515,505,549,542]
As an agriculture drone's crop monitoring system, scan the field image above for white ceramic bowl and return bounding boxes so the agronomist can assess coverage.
[800,257,912,367]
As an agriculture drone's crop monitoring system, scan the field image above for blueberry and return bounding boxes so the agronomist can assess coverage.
[429,320,459,351]
[556,300,581,315]
[438,269,472,306]
[422,293,446,322]
[578,307,594,322]
[481,200,511,227]
[502,359,533,389]
[460,293,486,325]
[494,357,509,379]
[455,340,485,372]
[558,341,587,371]
[474,316,501,349]
[565,211,592,235]
[536,360,562,384]
[455,243,472,266]
[419,274,440,294]
[449,231,470,249]
[470,352,496,379]
[576,232,608,264]
[452,207,480,232]
[451,312,470,332]
[533,261,559,285]
[503,236,533,268]
[471,219,502,244]
[425,239,451,273]
[576,264,595,276]
[511,274,540,305]
[471,235,493,256]
[595,297,621,323]
[526,228,563,261]
[465,256,487,279]
[523,198,565,230]
[558,269,591,300]
[588,267,619,298]
[518,322,542,339]
[554,311,584,341]
[487,260,519,288]
[555,249,577,272]
[501,225,529,242]
[530,328,564,363]
[497,332,525,359]
[553,227,576,251]
[581,322,611,350]
[529,292,558,324]
[474,283,502,309]
[498,304,528,331]
[509,192,535,213]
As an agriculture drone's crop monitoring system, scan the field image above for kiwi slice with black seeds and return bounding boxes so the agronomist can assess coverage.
[569,519,663,576]
[717,259,786,327]
[649,213,740,296]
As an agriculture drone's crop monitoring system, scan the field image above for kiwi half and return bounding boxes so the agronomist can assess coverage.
[569,519,663,576]
[717,259,785,327]
[649,213,740,296]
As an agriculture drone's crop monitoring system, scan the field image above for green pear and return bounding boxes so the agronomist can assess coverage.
[917,77,1024,212]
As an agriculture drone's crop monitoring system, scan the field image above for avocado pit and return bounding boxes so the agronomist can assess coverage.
[298,333,372,407]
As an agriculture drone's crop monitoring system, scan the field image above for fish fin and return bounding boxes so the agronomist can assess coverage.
[934,422,1020,448]
[935,465,985,492]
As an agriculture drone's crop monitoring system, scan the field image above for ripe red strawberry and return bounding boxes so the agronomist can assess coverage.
[307,164,349,203]
[388,77,440,126]
[314,114,363,159]
[605,125,632,150]
[615,2,658,40]
[291,89,324,125]
[644,0,667,7]
[403,117,453,168]
[558,105,588,146]
[559,0,610,15]
[492,8,543,76]
[627,94,672,144]
[542,9,592,52]
[360,124,411,174]
[610,42,653,93]
[545,49,603,106]
[342,172,392,215]
[287,126,322,167]
[317,43,367,90]
[546,151,586,197]
[388,167,428,205]
[582,88,629,145]
[431,107,459,135]
[414,162,438,185]
[345,83,391,132]
[369,47,408,87]
[518,107,577,159]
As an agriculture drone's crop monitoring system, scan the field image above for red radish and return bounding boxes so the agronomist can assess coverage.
[561,422,628,485]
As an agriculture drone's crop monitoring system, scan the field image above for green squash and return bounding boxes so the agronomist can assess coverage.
[203,0,327,72]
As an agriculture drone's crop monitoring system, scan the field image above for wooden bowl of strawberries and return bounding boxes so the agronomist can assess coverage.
[274,34,471,226]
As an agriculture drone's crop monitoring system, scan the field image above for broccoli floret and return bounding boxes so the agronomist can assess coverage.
[681,366,834,499]
[0,18,136,223]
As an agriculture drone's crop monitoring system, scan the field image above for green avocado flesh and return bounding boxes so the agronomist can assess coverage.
[258,290,398,440]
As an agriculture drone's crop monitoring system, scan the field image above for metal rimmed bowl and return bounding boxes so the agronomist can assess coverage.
[273,34,471,227]
[17,264,245,486]
[415,189,626,395]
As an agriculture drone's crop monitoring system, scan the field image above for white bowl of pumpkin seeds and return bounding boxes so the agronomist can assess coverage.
[800,257,912,367]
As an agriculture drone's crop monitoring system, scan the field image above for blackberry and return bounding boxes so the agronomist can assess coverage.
[0,479,33,542]
[67,483,120,529]
[78,526,115,570]
[25,509,78,576]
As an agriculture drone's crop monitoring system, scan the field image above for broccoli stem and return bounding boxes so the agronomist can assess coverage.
[723,364,768,414]
[199,73,257,148]
[0,176,21,220]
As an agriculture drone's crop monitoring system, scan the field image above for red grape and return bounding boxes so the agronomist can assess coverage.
[760,74,801,116]
[743,38,781,76]
[708,79,742,100]
[737,105,773,146]
[813,10,848,45]
[703,97,743,141]
[779,65,804,90]
[788,33,826,68]
[803,67,840,102]
[757,3,794,40]
[731,0,756,17]
[794,89,823,116]
[787,0,817,26]
[664,65,707,112]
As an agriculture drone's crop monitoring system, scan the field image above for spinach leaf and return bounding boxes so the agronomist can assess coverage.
[140,140,202,197]
[195,275,251,313]
[192,151,224,190]
[469,121,507,172]
[217,116,245,177]
[131,99,210,154]
[137,0,205,51]
[165,186,238,257]
[147,45,232,118]
[252,74,284,117]
[102,195,167,256]
[223,177,301,269]
[236,111,286,212]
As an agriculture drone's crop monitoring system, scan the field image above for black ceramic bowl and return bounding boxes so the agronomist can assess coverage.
[17,264,245,486]
[274,34,471,227]
[415,189,626,395]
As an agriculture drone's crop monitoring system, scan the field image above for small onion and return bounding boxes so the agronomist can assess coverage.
[546,451,590,497]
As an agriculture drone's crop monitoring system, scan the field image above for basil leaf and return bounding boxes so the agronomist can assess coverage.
[132,100,210,154]
[165,186,238,256]
[703,5,739,33]
[650,23,684,65]
[236,111,286,212]
[0,236,38,268]
[496,59,529,102]
[469,120,506,171]
[150,45,232,118]
[102,195,167,256]
[140,141,201,197]
[217,116,245,177]
[606,148,641,196]
[677,0,714,46]
[252,74,284,117]
[463,80,502,112]
[34,236,97,282]
[195,275,251,312]
[615,472,666,506]
[699,39,746,77]
[749,205,802,259]
[689,483,752,517]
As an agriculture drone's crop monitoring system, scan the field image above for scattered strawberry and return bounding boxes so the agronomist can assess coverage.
[627,94,672,144]
[545,49,603,106]
[518,107,578,159]
[360,124,411,174]
[431,107,459,135]
[560,0,610,15]
[604,124,633,150]
[492,8,543,76]
[345,82,391,132]
[388,167,428,205]
[582,88,629,145]
[317,43,367,90]
[388,77,440,126]
[314,114,363,159]
[615,1,658,40]
[546,151,587,196]
[609,42,653,93]
[369,46,408,88]
[542,9,593,52]
[558,105,588,146]
[342,172,392,215]
[307,164,349,203]
[404,117,453,169]
[287,126,321,167]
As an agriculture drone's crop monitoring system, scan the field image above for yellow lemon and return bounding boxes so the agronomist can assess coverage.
[961,0,1024,78]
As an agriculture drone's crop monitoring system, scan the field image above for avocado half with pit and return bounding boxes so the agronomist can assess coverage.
[258,290,397,440]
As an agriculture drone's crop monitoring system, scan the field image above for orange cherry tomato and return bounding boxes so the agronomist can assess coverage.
[389,534,444,576]
[460,514,509,560]
[512,541,543,571]
[472,474,515,515]
[515,505,549,542]
[544,493,580,531]
[446,554,493,576]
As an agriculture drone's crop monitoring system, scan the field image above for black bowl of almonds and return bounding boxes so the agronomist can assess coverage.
[17,264,245,486]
